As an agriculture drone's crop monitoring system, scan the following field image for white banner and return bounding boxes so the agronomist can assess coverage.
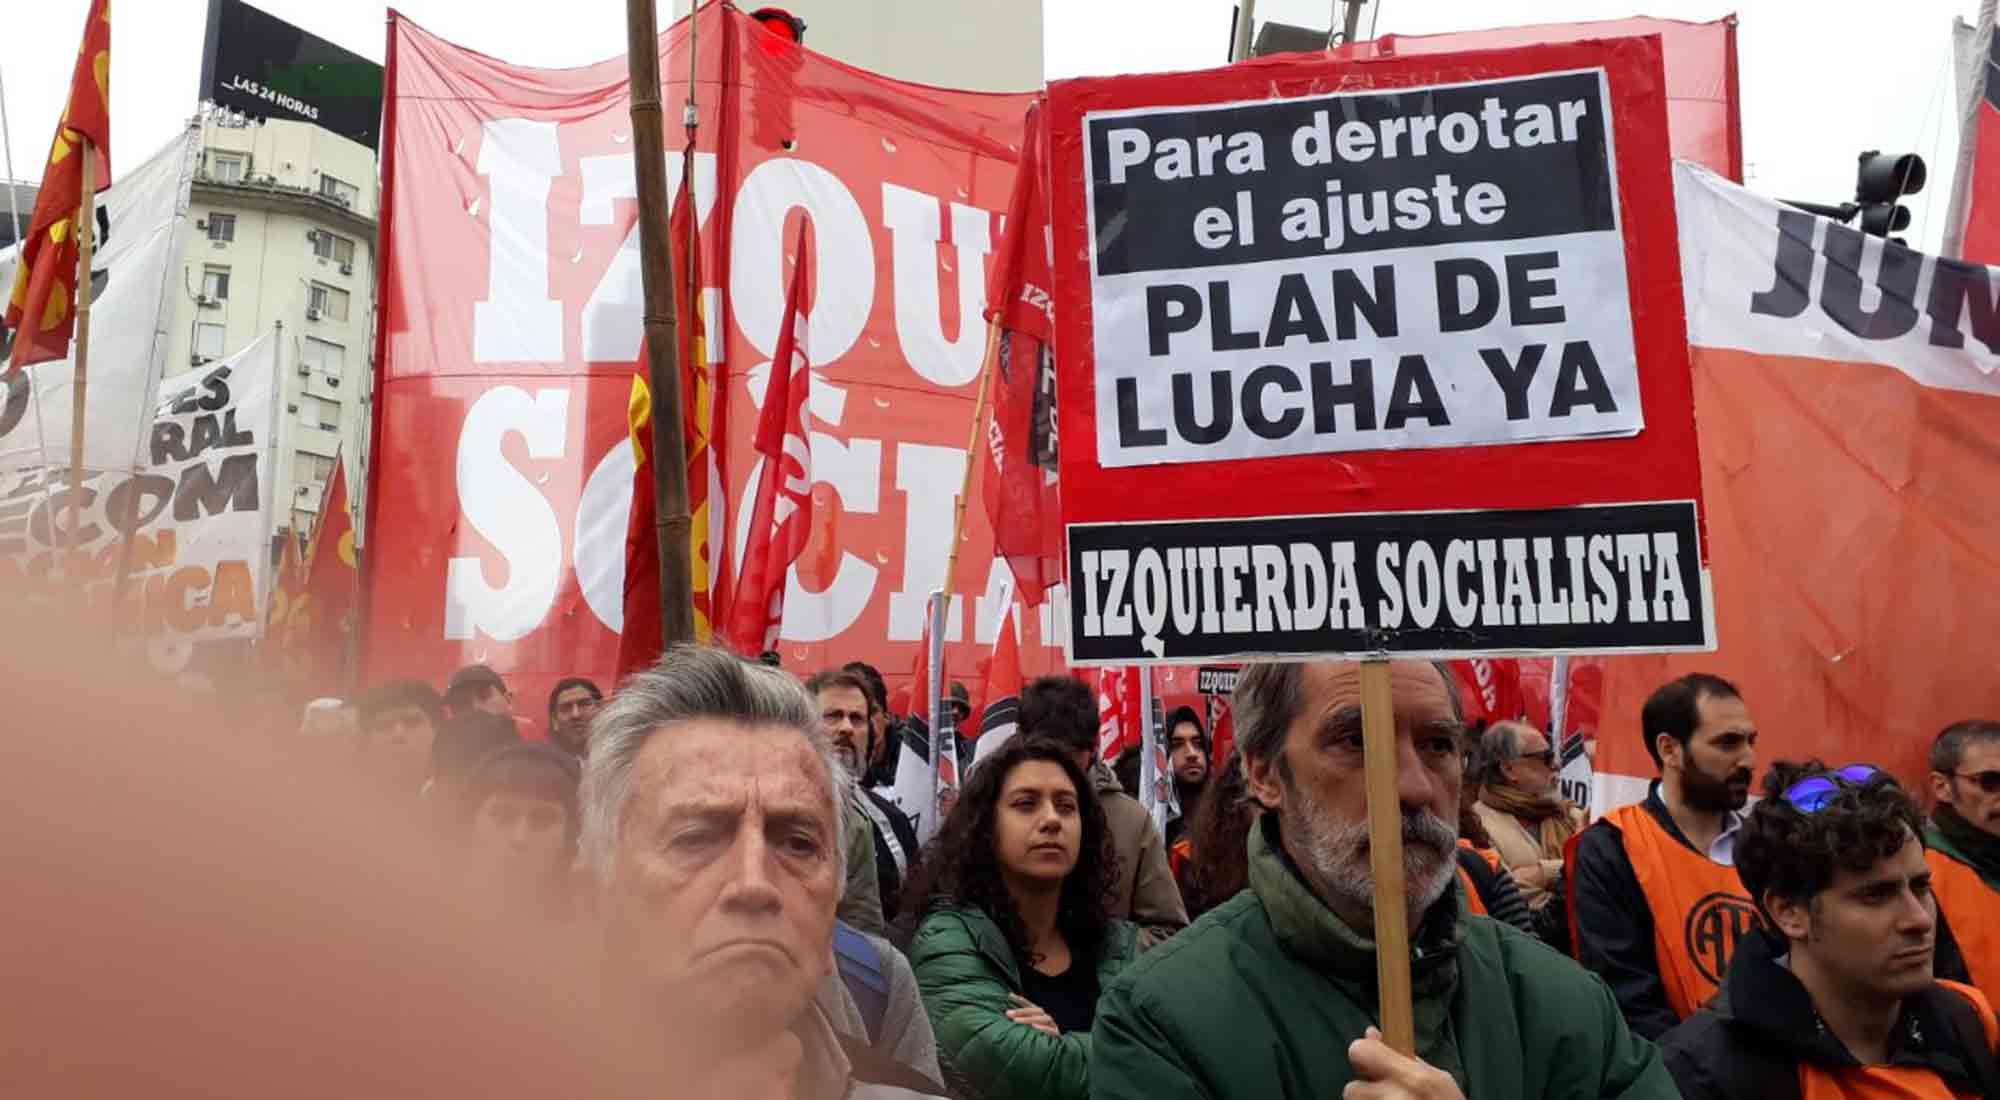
[1084,70,1642,469]
[0,330,280,663]
[1673,161,2000,393]
[0,125,197,475]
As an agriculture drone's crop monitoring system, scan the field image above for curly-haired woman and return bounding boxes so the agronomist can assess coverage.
[904,737,1136,1100]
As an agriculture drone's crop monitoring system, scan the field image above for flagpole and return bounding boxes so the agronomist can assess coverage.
[938,321,1000,610]
[0,65,23,248]
[626,0,696,646]
[66,140,96,558]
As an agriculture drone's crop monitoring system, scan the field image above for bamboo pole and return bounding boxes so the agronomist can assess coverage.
[66,139,96,561]
[1360,658,1416,1055]
[937,321,1001,610]
[625,0,696,646]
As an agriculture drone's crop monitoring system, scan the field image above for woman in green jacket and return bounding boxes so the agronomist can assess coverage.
[905,737,1137,1100]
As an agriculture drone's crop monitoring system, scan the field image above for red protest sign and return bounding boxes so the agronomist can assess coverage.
[1044,36,1710,665]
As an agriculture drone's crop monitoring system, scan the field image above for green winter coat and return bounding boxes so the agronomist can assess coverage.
[909,904,1137,1100]
[1092,815,1679,1100]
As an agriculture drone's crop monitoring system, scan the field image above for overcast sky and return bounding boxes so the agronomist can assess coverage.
[0,0,1978,250]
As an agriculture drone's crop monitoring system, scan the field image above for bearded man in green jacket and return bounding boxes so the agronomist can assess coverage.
[1092,659,1678,1100]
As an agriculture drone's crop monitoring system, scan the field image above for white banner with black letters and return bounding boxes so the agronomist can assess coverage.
[1084,69,1641,468]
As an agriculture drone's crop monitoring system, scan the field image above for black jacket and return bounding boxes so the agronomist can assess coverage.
[1571,785,1976,1041]
[1457,846,1535,935]
[1570,784,1716,1040]
[1660,927,2000,1100]
[861,787,920,921]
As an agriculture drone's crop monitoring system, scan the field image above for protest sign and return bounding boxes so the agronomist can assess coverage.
[1195,664,1237,697]
[1046,36,1711,665]
[0,330,279,672]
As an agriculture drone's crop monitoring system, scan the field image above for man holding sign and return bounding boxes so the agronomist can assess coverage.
[1092,658,1674,1100]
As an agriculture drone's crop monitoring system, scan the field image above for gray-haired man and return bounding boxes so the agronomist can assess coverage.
[581,645,943,1099]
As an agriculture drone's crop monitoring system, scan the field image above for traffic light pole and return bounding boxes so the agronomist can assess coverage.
[625,0,697,648]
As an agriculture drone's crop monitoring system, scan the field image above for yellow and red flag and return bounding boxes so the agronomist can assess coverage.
[5,0,112,372]
[616,146,722,676]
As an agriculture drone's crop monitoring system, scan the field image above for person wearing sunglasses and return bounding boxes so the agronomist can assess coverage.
[1926,720,2000,995]
[1470,719,1586,914]
[1571,673,1759,1041]
[1659,762,2000,1100]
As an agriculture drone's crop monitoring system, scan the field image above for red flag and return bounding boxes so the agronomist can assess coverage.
[299,457,360,696]
[614,367,661,680]
[1450,658,1528,727]
[980,101,1063,604]
[270,458,358,698]
[983,100,1053,342]
[723,222,812,654]
[969,605,1023,768]
[617,150,720,677]
[1095,667,1141,761]
[1949,10,2000,263]
[5,0,112,370]
[1208,695,1236,772]
[670,150,722,642]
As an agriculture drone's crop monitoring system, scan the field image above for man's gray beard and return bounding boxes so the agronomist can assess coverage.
[1285,781,1459,927]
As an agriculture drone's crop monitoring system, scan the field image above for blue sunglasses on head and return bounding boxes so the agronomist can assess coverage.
[1781,764,1881,813]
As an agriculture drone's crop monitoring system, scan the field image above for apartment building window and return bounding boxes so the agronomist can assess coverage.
[211,153,245,184]
[318,173,359,207]
[201,266,230,302]
[302,336,344,377]
[306,282,349,322]
[294,453,336,488]
[311,230,356,266]
[206,213,236,242]
[299,394,343,431]
[194,322,225,361]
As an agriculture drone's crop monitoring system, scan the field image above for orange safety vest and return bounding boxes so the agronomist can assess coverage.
[1796,981,1998,1100]
[1603,803,1757,1021]
[1455,839,1496,916]
[1927,848,2000,995]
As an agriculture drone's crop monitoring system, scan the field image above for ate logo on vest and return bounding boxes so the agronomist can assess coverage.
[1683,891,1758,985]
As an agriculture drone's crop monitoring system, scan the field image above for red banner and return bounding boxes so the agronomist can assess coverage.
[1334,16,1741,182]
[364,5,1050,708]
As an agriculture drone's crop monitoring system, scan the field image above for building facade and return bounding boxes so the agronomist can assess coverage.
[164,112,374,539]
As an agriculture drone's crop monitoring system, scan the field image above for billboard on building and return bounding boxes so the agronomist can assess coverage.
[199,0,383,150]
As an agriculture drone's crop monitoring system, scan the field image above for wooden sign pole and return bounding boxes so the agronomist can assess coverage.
[1359,658,1416,1055]
[67,138,97,558]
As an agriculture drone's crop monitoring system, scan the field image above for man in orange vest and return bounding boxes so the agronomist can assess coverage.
[1927,720,2000,995]
[1572,673,1759,1039]
[1659,763,2000,1099]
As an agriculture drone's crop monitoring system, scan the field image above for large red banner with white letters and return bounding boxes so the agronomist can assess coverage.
[364,5,1054,713]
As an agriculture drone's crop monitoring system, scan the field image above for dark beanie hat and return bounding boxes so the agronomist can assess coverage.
[430,712,520,784]
[460,742,583,848]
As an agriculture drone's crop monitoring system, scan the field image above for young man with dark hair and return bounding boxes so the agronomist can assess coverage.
[1661,762,2000,1099]
[1927,719,2000,992]
[1020,675,1188,946]
[459,742,583,923]
[1571,673,1760,1039]
[1162,705,1209,848]
[545,677,602,759]
[443,663,513,721]
[357,680,445,797]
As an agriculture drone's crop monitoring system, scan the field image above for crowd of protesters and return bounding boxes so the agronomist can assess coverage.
[276,647,2000,1100]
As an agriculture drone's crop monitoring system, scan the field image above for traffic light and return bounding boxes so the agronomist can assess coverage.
[1854,151,1925,238]
[749,7,806,45]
